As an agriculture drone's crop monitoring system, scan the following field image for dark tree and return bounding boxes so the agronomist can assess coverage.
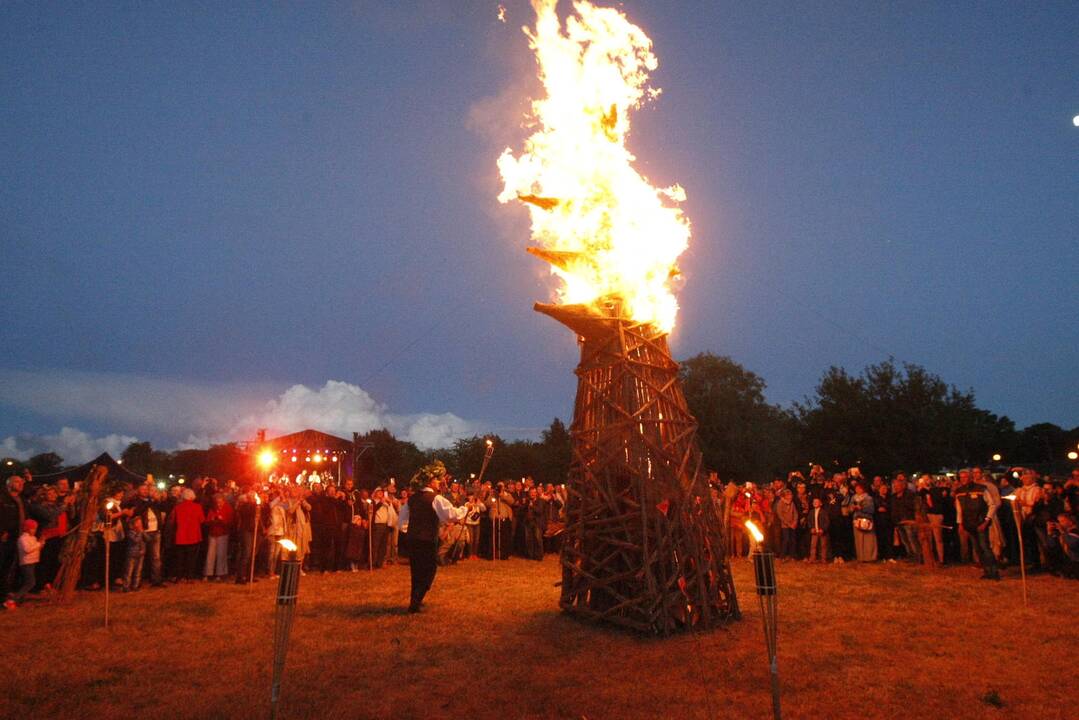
[27,452,64,475]
[121,441,171,476]
[538,417,572,485]
[354,428,428,487]
[679,352,797,481]
[796,359,1018,474]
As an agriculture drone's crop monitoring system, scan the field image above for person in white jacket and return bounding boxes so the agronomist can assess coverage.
[13,519,43,603]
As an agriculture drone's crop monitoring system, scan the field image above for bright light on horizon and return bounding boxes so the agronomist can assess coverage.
[1073,115,1079,127]
[257,449,276,469]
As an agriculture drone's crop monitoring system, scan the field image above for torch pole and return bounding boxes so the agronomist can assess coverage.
[367,499,374,572]
[480,440,496,561]
[1010,499,1027,607]
[493,501,500,561]
[249,495,260,586]
[746,521,781,720]
[270,546,301,720]
[104,530,111,629]
[104,501,116,629]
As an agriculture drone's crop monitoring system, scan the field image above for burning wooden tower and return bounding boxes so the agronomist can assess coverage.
[530,253,738,634]
[497,1,739,633]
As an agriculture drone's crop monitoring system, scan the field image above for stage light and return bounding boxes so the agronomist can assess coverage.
[313,454,323,464]
[1069,451,1079,461]
[331,455,338,462]
[258,450,276,469]
[291,456,298,463]
[991,453,1002,462]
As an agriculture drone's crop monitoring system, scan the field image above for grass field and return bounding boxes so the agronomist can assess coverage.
[1,555,1074,720]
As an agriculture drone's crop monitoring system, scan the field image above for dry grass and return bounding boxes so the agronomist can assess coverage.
[1,556,1074,720]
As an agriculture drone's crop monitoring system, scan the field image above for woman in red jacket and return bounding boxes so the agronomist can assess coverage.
[172,489,205,582]
[203,494,234,581]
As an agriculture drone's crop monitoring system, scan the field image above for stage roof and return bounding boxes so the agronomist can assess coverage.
[263,429,353,453]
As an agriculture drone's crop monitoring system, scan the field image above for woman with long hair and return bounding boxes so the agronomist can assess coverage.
[851,482,878,562]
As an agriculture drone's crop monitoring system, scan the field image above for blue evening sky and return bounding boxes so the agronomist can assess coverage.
[2,1,1077,458]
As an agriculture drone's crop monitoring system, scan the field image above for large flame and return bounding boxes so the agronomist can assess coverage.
[497,0,690,333]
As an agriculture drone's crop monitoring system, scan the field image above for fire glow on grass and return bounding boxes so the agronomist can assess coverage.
[497,0,691,333]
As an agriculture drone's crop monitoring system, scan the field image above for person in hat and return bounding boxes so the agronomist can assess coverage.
[397,466,467,613]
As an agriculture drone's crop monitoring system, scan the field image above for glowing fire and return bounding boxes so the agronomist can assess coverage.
[497,0,690,333]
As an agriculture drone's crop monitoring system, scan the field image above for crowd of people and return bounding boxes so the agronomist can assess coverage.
[725,465,1079,580]
[2,461,1077,609]
[0,467,569,607]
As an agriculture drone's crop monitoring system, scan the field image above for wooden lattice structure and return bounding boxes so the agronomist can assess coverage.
[529,250,739,634]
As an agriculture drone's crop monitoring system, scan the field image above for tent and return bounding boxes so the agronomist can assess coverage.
[27,452,147,489]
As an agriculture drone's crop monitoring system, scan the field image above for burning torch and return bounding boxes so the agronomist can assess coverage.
[249,491,262,585]
[1002,494,1027,607]
[745,520,781,720]
[104,499,116,629]
[366,498,374,572]
[480,439,499,560]
[271,538,301,720]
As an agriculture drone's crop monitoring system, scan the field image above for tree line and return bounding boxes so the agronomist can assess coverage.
[7,355,1076,485]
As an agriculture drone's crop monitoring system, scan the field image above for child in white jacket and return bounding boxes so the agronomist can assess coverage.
[13,519,44,603]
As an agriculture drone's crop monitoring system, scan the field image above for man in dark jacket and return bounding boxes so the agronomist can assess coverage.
[955,473,999,580]
[307,485,338,573]
[123,483,166,587]
[523,488,547,561]
[891,474,921,561]
[0,475,27,596]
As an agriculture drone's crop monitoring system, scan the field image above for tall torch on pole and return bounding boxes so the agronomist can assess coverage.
[479,438,495,483]
[271,538,301,720]
[1003,494,1027,607]
[480,439,497,560]
[249,491,261,585]
[745,520,781,720]
[104,499,116,629]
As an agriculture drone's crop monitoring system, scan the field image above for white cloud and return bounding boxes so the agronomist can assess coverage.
[1,427,138,465]
[0,370,481,457]
[223,380,479,450]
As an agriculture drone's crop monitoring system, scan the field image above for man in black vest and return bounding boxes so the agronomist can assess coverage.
[397,474,466,612]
